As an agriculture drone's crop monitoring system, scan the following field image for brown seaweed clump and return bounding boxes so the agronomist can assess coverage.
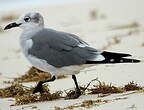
[15,91,62,105]
[14,67,67,83]
[89,80,142,95]
[124,81,142,91]
[0,82,62,105]
[0,82,31,98]
[89,83,124,94]
[65,80,143,98]
[89,82,124,94]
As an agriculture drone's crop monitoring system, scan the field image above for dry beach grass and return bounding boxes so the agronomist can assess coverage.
[0,77,142,106]
[14,67,67,83]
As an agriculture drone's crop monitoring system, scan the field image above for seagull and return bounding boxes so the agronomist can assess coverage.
[4,12,140,99]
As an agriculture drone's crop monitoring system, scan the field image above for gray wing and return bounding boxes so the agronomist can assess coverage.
[28,28,102,67]
[61,32,89,46]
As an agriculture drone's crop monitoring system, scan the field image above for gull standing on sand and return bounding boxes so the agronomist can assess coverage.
[4,12,140,99]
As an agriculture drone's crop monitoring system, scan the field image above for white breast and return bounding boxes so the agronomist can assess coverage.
[22,39,33,55]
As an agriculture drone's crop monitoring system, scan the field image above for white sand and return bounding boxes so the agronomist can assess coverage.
[0,0,144,110]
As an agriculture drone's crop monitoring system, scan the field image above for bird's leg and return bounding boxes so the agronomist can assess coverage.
[65,75,81,99]
[33,75,56,94]
[72,75,81,97]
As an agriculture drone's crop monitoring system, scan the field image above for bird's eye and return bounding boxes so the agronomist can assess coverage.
[24,17,31,22]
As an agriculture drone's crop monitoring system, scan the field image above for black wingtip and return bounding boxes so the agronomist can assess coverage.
[86,58,141,64]
[132,59,141,63]
[102,51,132,58]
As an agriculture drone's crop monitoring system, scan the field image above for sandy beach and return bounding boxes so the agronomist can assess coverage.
[0,0,144,110]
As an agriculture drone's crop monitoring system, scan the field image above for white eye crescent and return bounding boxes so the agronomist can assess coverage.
[24,17,31,22]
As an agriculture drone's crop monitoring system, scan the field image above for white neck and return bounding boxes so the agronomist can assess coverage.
[19,26,44,57]
[20,26,43,40]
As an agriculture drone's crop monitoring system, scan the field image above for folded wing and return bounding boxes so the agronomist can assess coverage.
[28,28,104,67]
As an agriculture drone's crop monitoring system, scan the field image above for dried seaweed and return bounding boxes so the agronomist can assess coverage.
[0,82,62,105]
[89,80,142,95]
[81,99,107,108]
[14,67,67,83]
[0,82,32,98]
[87,78,124,94]
[65,79,142,98]
[89,82,124,94]
[0,77,143,106]
[124,81,142,91]
[55,99,109,110]
[55,96,129,110]
[15,91,62,105]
